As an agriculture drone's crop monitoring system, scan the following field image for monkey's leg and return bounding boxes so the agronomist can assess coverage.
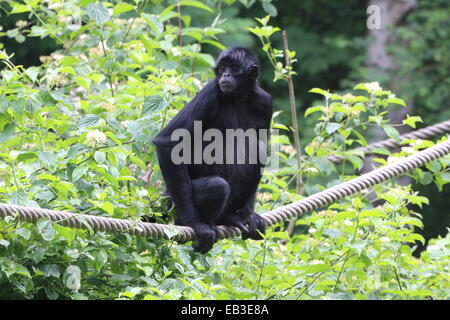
[192,176,230,224]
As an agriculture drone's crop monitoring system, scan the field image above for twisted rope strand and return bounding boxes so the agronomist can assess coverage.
[327,119,450,163]
[1,138,449,242]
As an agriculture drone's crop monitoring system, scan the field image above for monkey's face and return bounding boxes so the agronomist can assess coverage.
[217,64,239,94]
[215,60,259,95]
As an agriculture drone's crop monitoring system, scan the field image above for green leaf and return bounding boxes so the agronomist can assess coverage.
[198,53,215,66]
[60,66,76,75]
[37,90,56,105]
[179,0,213,13]
[325,122,341,134]
[86,3,111,25]
[351,129,367,147]
[361,208,386,218]
[427,160,441,172]
[143,95,169,115]
[1,69,18,83]
[6,28,19,38]
[0,123,15,143]
[35,190,55,203]
[75,76,91,92]
[387,97,406,107]
[60,56,80,66]
[304,146,314,156]
[113,2,135,15]
[94,151,106,164]
[11,4,30,14]
[116,176,137,182]
[11,98,26,115]
[354,83,369,91]
[304,106,323,117]
[16,228,31,240]
[295,263,331,274]
[202,40,226,50]
[2,261,30,278]
[37,219,56,241]
[28,25,47,37]
[309,88,330,97]
[402,116,422,129]
[163,226,181,240]
[97,201,115,215]
[383,125,401,142]
[54,225,76,244]
[370,147,391,156]
[272,123,290,131]
[37,173,58,181]
[247,26,264,37]
[347,155,363,170]
[408,195,429,208]
[255,15,271,26]
[0,96,8,113]
[15,34,26,43]
[68,144,88,159]
[407,233,426,245]
[25,67,40,82]
[0,239,10,247]
[400,218,424,229]
[38,151,57,169]
[258,26,280,37]
[72,165,89,182]
[64,265,81,291]
[40,264,61,278]
[130,155,147,171]
[262,2,278,17]
[7,189,27,205]
[441,172,450,182]
[76,115,100,128]
[16,152,37,163]
[142,13,164,34]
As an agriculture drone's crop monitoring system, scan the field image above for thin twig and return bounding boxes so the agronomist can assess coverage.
[176,1,183,46]
[103,0,147,98]
[254,238,268,300]
[99,33,115,97]
[282,30,304,236]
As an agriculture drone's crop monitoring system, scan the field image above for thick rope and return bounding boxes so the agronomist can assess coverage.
[1,138,449,242]
[327,119,450,163]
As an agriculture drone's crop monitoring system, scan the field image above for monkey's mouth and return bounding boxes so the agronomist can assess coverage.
[219,82,235,92]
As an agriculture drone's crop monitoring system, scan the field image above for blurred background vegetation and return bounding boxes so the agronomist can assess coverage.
[1,0,449,251]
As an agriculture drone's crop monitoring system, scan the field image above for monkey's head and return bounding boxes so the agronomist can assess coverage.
[214,47,260,95]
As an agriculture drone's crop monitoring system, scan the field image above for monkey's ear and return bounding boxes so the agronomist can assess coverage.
[249,64,259,78]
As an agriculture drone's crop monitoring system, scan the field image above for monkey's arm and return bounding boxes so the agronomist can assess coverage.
[218,88,272,239]
[152,81,219,252]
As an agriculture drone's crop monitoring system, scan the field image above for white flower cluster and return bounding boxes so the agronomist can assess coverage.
[86,130,107,145]
[365,81,381,92]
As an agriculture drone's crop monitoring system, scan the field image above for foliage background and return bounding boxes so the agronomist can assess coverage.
[0,0,449,299]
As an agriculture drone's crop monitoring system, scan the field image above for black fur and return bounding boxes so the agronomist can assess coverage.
[153,47,273,253]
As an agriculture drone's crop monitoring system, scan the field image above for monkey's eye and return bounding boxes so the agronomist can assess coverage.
[217,65,226,74]
[230,65,240,73]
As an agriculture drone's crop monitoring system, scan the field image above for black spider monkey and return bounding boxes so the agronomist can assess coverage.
[153,47,273,253]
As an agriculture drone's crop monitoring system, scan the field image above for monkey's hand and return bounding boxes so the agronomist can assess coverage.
[243,212,266,240]
[191,222,217,254]
[219,212,266,240]
[218,214,249,234]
